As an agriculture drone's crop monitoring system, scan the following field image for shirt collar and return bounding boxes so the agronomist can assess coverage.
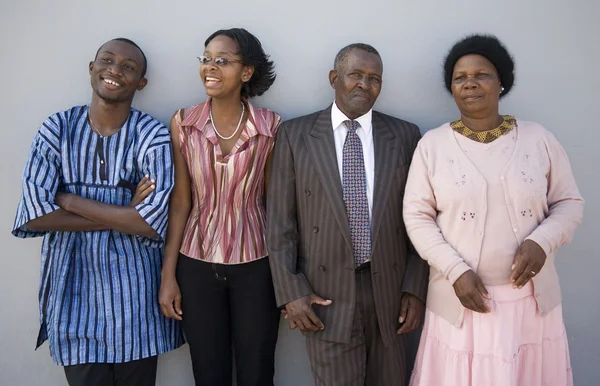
[180,98,272,138]
[331,101,373,134]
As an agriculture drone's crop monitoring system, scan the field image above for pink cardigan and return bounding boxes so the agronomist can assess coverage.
[403,120,584,327]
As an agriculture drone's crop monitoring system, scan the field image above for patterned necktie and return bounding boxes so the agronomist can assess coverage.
[342,120,371,266]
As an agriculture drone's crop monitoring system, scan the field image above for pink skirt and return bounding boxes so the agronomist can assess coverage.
[410,282,573,386]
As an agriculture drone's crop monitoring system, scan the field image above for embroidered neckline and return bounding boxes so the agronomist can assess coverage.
[451,115,516,143]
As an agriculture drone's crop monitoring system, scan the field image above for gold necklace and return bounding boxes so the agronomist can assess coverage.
[88,117,104,138]
[451,115,516,143]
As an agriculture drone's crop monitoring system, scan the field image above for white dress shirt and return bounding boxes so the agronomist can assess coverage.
[331,101,375,224]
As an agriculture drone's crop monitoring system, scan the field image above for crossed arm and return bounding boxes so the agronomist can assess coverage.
[26,176,156,237]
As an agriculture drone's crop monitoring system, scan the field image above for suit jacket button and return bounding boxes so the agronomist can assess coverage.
[319,265,326,272]
[313,226,319,233]
[305,189,311,196]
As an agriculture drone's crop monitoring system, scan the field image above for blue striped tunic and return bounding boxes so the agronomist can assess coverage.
[12,105,184,366]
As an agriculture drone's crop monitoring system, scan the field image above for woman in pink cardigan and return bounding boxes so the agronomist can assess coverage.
[404,34,584,386]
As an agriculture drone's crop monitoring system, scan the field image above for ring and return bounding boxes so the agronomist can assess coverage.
[530,271,536,275]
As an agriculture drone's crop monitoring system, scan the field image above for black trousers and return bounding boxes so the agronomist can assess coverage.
[177,254,280,386]
[63,356,157,386]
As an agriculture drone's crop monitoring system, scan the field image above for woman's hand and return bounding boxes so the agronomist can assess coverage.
[453,270,491,313]
[159,275,183,320]
[511,239,546,289]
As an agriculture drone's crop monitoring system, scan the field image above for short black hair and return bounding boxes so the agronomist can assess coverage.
[334,43,381,72]
[443,34,515,98]
[94,38,148,77]
[205,28,275,98]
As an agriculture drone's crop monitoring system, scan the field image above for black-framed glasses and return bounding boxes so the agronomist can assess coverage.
[197,56,244,67]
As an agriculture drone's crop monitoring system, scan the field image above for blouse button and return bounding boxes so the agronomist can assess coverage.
[319,265,326,272]
[305,189,311,196]
[500,176,505,180]
[100,160,104,164]
[313,226,319,233]
[513,228,518,233]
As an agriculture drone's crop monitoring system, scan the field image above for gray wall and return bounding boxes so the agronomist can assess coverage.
[1,0,598,385]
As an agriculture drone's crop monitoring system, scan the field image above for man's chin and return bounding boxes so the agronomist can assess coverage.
[349,102,374,115]
[94,90,128,104]
[350,107,372,118]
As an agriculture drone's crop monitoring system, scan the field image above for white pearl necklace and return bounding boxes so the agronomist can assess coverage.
[210,102,245,140]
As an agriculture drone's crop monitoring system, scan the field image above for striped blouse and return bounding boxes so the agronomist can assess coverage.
[12,106,184,366]
[177,100,281,264]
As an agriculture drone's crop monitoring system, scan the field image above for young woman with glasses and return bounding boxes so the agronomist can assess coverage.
[159,28,281,386]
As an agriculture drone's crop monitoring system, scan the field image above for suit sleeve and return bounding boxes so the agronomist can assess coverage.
[267,123,313,307]
[400,125,430,302]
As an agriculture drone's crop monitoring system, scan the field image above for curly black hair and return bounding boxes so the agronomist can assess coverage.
[205,28,276,98]
[443,34,515,98]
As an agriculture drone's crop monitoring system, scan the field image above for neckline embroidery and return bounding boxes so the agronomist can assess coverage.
[451,115,517,143]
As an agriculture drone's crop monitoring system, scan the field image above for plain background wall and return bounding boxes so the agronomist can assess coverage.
[1,0,598,385]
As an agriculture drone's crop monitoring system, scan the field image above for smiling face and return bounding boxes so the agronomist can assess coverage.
[329,49,383,119]
[451,54,502,118]
[89,40,147,104]
[200,35,253,100]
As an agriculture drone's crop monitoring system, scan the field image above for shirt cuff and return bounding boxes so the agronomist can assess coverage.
[525,231,552,258]
[447,261,472,285]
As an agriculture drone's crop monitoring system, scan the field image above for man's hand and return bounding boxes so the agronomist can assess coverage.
[511,239,546,289]
[397,293,425,334]
[282,294,332,332]
[130,175,155,207]
[453,270,491,313]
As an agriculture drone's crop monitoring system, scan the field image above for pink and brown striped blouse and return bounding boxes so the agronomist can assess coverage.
[176,100,281,264]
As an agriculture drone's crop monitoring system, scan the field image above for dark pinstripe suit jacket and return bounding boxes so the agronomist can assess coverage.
[267,106,429,345]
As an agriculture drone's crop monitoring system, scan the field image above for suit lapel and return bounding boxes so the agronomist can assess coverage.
[371,112,398,251]
[304,107,353,251]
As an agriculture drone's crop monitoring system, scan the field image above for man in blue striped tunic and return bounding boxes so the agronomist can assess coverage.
[11,38,183,386]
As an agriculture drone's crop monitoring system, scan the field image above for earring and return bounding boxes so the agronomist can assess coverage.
[500,86,505,94]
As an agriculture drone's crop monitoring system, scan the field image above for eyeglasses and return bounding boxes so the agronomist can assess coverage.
[197,56,244,66]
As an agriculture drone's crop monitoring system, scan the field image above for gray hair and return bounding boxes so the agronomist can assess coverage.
[333,43,381,72]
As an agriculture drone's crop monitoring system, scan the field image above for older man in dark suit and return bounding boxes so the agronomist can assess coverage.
[267,43,429,386]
